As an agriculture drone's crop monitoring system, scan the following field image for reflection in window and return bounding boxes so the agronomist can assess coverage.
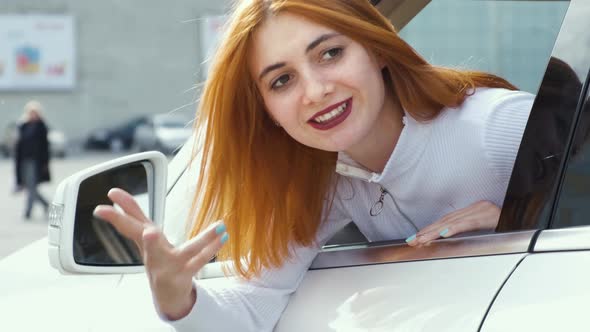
[399,0,569,94]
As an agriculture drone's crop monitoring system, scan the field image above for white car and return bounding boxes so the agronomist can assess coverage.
[3,0,590,331]
[133,113,193,155]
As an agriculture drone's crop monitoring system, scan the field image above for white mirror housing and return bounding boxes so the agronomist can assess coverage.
[48,151,168,274]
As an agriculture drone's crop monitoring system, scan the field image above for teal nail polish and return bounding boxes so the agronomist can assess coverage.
[220,232,229,244]
[215,224,226,235]
[439,228,449,237]
[405,234,416,243]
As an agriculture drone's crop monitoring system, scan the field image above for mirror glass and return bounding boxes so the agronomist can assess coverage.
[73,161,153,266]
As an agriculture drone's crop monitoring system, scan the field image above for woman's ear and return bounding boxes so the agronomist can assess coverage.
[378,54,387,70]
[373,51,387,70]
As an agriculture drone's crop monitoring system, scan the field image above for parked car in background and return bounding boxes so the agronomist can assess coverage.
[84,116,148,152]
[132,113,193,155]
[0,121,68,158]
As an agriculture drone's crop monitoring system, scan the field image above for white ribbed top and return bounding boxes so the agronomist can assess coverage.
[168,88,535,331]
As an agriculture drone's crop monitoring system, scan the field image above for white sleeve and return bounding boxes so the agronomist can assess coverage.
[165,197,353,332]
[483,89,535,187]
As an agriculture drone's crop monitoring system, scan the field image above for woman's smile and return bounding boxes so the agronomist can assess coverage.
[307,97,352,130]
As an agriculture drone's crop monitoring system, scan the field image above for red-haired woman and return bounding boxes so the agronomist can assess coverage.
[94,0,534,330]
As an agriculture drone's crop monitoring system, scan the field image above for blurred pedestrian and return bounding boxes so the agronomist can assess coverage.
[14,100,50,220]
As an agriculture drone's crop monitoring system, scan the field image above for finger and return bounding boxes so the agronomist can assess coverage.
[177,222,227,262]
[142,226,174,269]
[405,234,420,247]
[417,201,490,237]
[107,188,151,224]
[421,223,466,246]
[427,203,499,238]
[418,215,465,244]
[418,202,500,245]
[416,227,448,245]
[420,215,491,246]
[185,232,228,275]
[417,207,469,236]
[93,205,145,243]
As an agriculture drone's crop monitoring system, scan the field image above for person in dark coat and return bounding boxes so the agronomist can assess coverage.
[15,100,50,220]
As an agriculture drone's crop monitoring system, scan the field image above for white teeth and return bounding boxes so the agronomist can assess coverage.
[314,102,348,123]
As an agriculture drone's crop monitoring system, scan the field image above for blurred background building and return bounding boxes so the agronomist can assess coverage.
[0,0,229,152]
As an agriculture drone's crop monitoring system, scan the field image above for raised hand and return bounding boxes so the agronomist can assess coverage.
[93,188,228,320]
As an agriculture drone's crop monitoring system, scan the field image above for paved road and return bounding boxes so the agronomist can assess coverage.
[0,152,128,259]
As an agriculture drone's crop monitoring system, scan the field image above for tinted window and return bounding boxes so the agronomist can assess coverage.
[552,91,590,229]
[498,0,590,232]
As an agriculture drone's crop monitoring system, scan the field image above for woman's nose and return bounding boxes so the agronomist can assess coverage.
[301,71,333,105]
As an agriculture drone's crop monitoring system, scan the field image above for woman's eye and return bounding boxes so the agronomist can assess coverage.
[271,74,291,90]
[321,47,343,61]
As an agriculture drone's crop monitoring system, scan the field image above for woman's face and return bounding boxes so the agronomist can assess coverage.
[249,13,389,152]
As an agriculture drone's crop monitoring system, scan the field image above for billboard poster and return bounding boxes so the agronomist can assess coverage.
[0,15,76,91]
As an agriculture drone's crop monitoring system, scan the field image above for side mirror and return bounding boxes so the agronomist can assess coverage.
[48,151,168,274]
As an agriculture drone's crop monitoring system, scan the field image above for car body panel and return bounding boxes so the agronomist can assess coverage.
[276,254,525,331]
[93,273,175,332]
[0,238,121,332]
[481,251,590,331]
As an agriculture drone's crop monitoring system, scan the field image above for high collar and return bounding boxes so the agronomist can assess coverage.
[335,114,433,183]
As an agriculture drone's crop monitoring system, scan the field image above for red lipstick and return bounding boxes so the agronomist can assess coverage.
[307,98,352,131]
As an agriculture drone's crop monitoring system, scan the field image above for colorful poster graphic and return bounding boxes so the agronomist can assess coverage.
[0,15,75,90]
[16,45,40,74]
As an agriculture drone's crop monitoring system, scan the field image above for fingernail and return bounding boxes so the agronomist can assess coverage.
[215,223,226,235]
[93,205,105,215]
[405,234,416,243]
[220,232,229,244]
[439,228,449,237]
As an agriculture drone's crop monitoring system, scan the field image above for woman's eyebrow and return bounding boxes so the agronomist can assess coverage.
[258,33,341,81]
[305,33,340,54]
[259,62,286,81]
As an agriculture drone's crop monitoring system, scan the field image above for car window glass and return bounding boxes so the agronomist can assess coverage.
[497,0,590,233]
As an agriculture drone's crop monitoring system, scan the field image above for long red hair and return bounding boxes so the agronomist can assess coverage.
[188,0,517,279]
